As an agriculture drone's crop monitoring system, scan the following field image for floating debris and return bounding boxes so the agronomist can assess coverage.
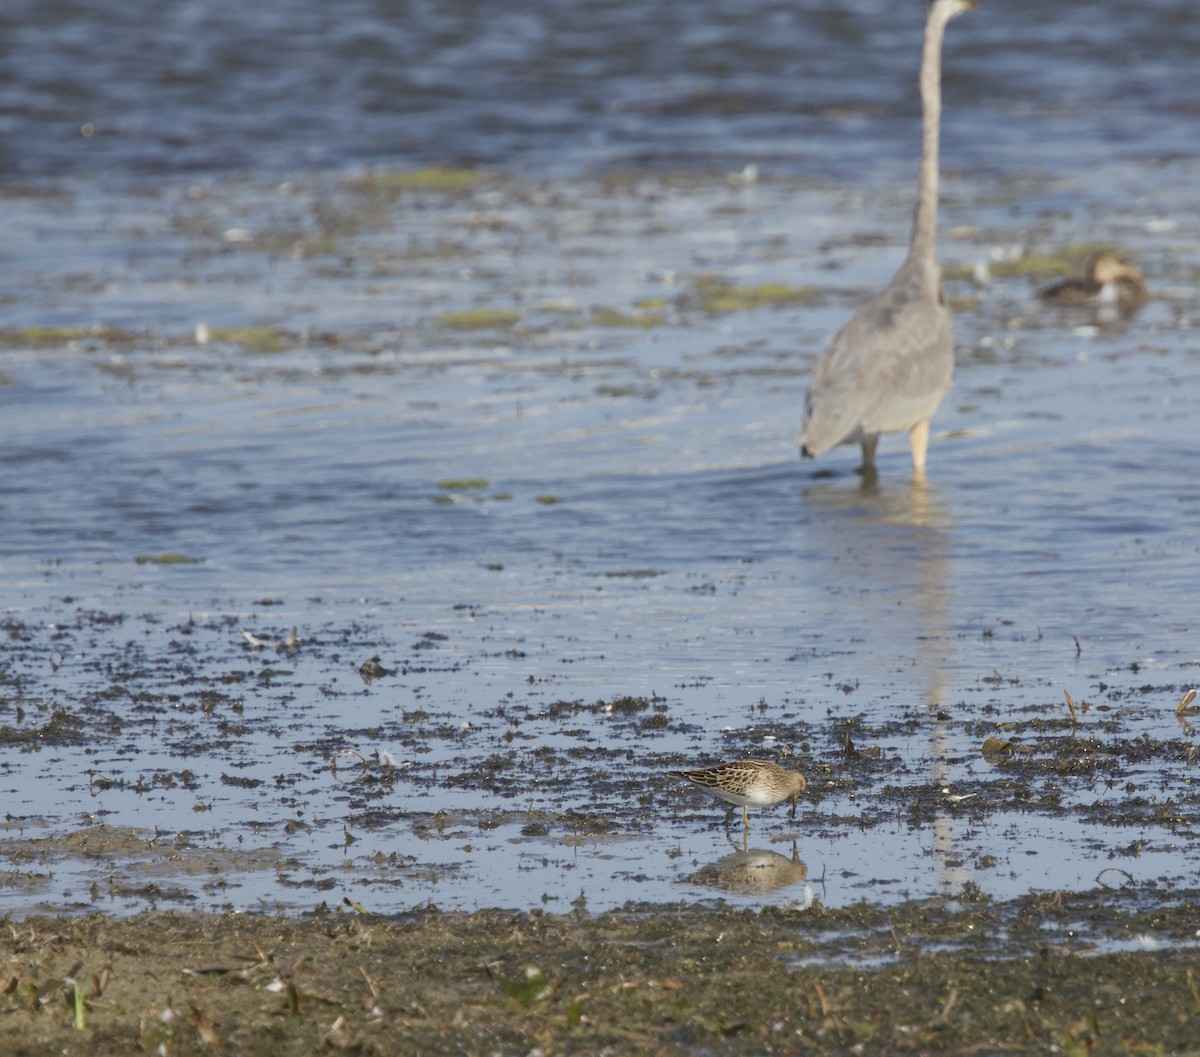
[359,655,396,683]
[981,736,1015,760]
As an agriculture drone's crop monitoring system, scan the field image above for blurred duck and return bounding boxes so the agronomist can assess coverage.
[1038,250,1147,316]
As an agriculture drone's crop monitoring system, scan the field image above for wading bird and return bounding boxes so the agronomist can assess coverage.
[1039,249,1147,317]
[670,759,807,832]
[800,0,975,480]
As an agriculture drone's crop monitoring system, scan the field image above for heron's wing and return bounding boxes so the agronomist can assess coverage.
[801,271,953,454]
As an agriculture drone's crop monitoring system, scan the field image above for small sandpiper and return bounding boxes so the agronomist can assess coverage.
[669,759,807,830]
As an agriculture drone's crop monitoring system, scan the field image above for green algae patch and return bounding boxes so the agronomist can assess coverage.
[0,325,89,347]
[344,166,483,198]
[0,325,139,348]
[207,326,292,354]
[988,243,1112,280]
[134,552,205,565]
[438,478,490,491]
[595,383,657,398]
[535,495,562,505]
[438,308,522,331]
[685,276,820,313]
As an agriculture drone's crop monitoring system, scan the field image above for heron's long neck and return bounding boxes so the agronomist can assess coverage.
[907,8,948,290]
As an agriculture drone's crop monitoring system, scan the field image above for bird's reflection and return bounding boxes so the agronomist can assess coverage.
[682,841,808,896]
[799,474,970,896]
[801,473,953,533]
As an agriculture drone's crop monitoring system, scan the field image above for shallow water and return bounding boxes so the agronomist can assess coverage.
[2,0,1200,917]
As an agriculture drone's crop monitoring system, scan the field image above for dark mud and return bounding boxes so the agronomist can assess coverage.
[5,889,1200,1056]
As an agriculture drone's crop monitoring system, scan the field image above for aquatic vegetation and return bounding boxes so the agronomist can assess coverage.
[594,383,656,398]
[207,326,290,354]
[0,325,89,346]
[438,478,489,491]
[980,734,1016,760]
[499,964,554,1008]
[134,552,204,565]
[987,243,1112,280]
[0,324,137,347]
[602,568,662,578]
[684,275,820,313]
[438,308,521,330]
[435,479,497,505]
[0,709,86,746]
[344,166,483,199]
[605,695,652,715]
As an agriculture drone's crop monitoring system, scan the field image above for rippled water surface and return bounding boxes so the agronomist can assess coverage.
[2,0,1199,179]
[1,0,1199,917]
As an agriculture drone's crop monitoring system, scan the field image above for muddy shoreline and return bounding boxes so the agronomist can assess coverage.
[5,887,1199,1056]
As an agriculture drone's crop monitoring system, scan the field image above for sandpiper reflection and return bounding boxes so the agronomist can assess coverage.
[683,841,808,896]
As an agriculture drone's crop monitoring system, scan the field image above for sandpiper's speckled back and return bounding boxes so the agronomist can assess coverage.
[670,759,806,810]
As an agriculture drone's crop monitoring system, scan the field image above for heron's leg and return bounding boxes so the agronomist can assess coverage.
[908,419,930,479]
[742,806,750,830]
[859,436,879,473]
